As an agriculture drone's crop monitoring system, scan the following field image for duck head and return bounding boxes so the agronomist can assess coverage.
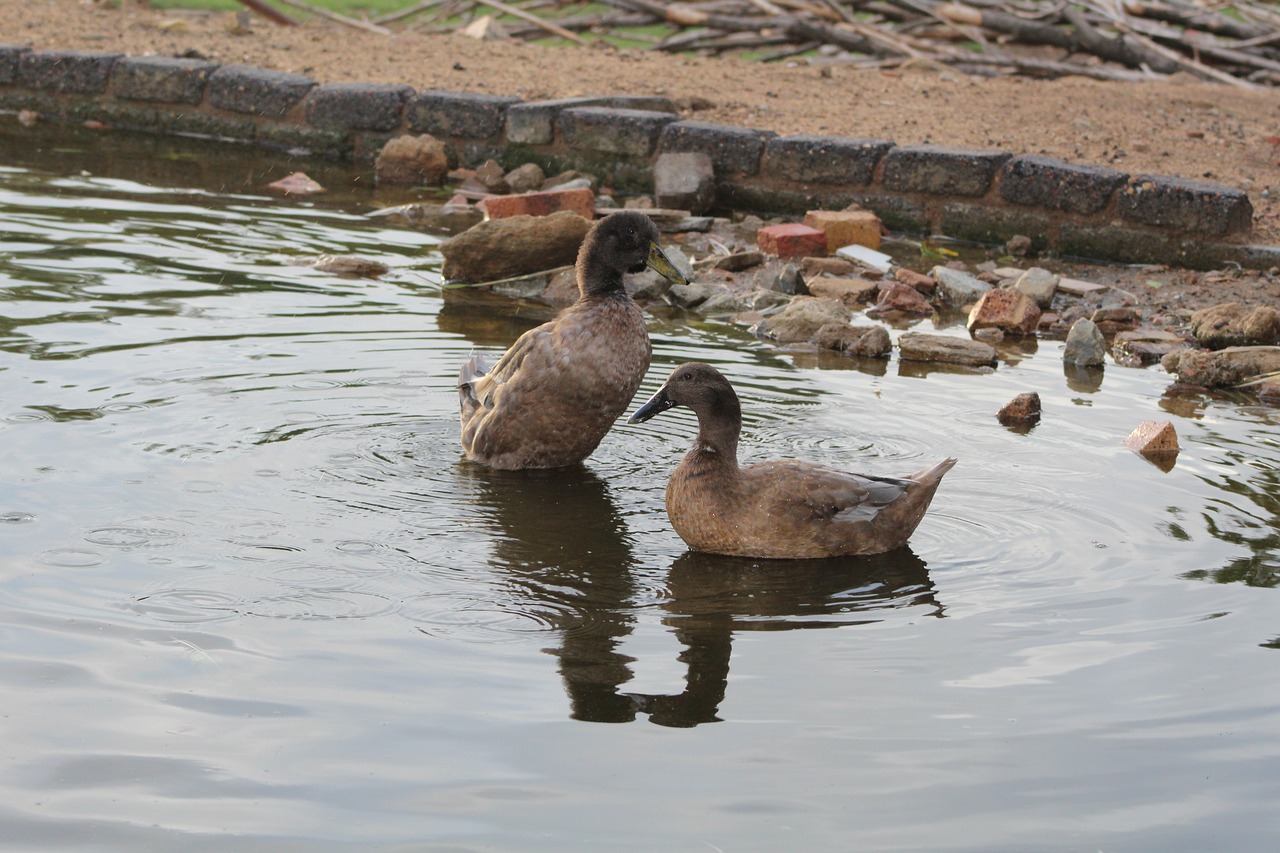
[577,211,687,296]
[629,362,740,425]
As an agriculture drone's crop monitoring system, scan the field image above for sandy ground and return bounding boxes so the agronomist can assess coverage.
[7,0,1280,314]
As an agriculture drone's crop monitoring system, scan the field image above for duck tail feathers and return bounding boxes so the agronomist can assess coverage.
[458,353,491,411]
[913,457,958,485]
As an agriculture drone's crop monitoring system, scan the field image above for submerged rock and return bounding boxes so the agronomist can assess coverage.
[313,255,389,277]
[968,288,1041,336]
[814,323,892,357]
[997,391,1041,428]
[439,210,591,282]
[1064,317,1107,366]
[898,332,997,366]
[374,134,448,186]
[755,296,850,343]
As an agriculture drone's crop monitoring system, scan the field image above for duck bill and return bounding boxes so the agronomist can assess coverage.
[645,241,688,286]
[628,386,675,424]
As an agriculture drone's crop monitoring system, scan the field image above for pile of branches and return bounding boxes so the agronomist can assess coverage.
[240,0,1280,88]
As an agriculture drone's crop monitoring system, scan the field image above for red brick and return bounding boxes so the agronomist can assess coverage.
[1123,420,1180,454]
[479,187,596,220]
[757,223,828,259]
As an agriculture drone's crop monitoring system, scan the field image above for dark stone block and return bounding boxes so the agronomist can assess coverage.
[882,145,1010,197]
[408,90,520,139]
[305,82,413,132]
[999,155,1127,214]
[764,134,893,185]
[18,50,120,94]
[560,107,677,158]
[660,120,776,176]
[209,65,315,118]
[0,45,30,84]
[939,202,1054,250]
[505,96,679,145]
[1117,174,1254,238]
[1059,222,1176,265]
[114,56,218,105]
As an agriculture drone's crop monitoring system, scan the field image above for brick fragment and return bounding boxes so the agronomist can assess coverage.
[479,187,596,220]
[1123,421,1180,455]
[757,223,828,260]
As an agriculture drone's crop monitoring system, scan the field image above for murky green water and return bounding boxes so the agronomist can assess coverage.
[1,125,1277,851]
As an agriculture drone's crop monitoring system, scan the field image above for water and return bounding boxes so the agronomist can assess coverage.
[1,126,1277,851]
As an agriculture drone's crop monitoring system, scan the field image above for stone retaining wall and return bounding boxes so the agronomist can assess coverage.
[1,45,1274,270]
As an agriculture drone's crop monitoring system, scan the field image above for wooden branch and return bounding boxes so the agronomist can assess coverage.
[235,0,299,26]
[374,0,442,25]
[474,0,591,44]
[274,0,393,34]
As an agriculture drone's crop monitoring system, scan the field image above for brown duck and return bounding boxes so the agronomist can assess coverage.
[459,211,686,470]
[629,362,957,558]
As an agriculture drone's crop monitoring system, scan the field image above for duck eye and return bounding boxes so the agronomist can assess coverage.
[681,371,693,381]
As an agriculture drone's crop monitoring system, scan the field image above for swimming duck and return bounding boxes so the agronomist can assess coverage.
[629,362,957,558]
[459,211,687,470]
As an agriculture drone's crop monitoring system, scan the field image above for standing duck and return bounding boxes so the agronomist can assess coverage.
[459,211,686,470]
[629,362,957,558]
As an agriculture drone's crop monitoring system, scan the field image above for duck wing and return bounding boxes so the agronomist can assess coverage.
[747,460,910,523]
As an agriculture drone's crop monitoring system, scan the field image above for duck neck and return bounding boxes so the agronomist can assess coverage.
[688,395,741,471]
[576,249,627,299]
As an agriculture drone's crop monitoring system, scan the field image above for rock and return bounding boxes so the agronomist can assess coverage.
[753,260,806,296]
[893,267,936,293]
[1064,317,1107,366]
[698,288,746,315]
[1057,277,1107,297]
[1091,305,1142,335]
[504,162,545,194]
[967,288,1041,336]
[870,281,933,315]
[374,134,449,186]
[814,323,892,357]
[313,255,389,277]
[1112,328,1190,367]
[703,250,764,272]
[800,256,858,277]
[973,327,1004,344]
[932,266,991,305]
[1189,302,1280,349]
[1014,267,1059,308]
[542,267,580,307]
[802,209,882,252]
[898,332,998,367]
[997,392,1041,427]
[668,281,718,308]
[654,151,715,214]
[543,172,596,191]
[474,159,509,193]
[1123,420,1180,456]
[755,296,851,343]
[491,271,552,299]
[1005,234,1033,256]
[1162,346,1280,388]
[806,276,880,306]
[439,210,592,282]
[267,171,325,195]
[745,288,791,310]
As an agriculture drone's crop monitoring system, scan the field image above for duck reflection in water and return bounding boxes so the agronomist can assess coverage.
[461,462,943,727]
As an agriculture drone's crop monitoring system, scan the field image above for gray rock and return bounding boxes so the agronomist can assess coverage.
[1014,267,1059,308]
[439,210,591,282]
[698,289,746,315]
[668,282,718,307]
[755,296,851,343]
[745,288,791,310]
[654,151,715,214]
[754,260,807,295]
[932,266,992,305]
[375,134,449,186]
[1064,318,1107,366]
[898,332,997,366]
[1112,328,1190,367]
